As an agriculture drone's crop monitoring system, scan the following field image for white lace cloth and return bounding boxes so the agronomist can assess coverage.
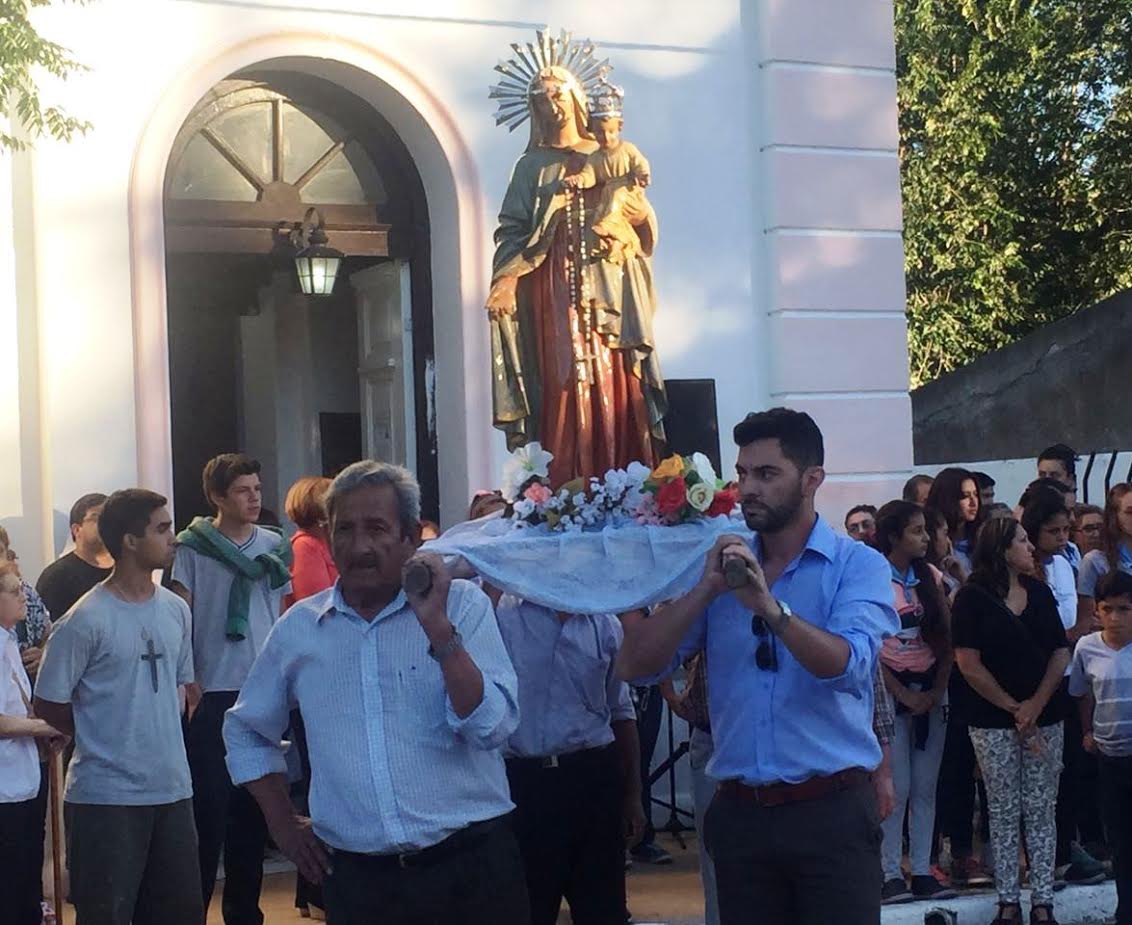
[424,512,749,613]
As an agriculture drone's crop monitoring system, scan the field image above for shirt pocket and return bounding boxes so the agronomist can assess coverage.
[394,661,449,734]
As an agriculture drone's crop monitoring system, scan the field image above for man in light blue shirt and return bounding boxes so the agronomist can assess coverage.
[618,408,898,925]
[223,461,529,925]
[493,593,644,925]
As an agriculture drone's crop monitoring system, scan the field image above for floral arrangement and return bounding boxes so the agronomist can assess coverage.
[498,443,738,532]
[640,453,740,524]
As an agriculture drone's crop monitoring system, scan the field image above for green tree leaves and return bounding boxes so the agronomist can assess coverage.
[897,0,1132,385]
[0,0,91,150]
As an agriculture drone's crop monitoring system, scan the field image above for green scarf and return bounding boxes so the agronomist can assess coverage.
[176,518,293,641]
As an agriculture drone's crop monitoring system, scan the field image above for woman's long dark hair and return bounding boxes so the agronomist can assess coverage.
[922,506,948,569]
[875,500,950,657]
[925,467,982,544]
[1101,483,1132,571]
[968,516,1022,599]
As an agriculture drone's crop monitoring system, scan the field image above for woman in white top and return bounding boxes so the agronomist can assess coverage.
[0,560,67,925]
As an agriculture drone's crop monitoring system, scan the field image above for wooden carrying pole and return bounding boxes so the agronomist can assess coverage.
[49,750,65,925]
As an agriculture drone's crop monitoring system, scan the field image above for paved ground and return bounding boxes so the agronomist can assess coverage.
[207,833,709,925]
[205,832,1119,925]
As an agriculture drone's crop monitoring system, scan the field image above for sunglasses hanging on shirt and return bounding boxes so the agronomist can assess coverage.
[751,615,778,672]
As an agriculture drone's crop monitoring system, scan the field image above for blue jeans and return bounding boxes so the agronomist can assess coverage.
[881,704,947,879]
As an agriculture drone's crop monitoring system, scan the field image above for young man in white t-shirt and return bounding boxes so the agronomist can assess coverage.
[171,453,291,925]
[1071,570,1132,925]
[35,489,201,925]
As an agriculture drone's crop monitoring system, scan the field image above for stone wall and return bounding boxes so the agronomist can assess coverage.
[912,288,1132,465]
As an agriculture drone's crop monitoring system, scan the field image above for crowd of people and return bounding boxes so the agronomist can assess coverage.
[839,444,1130,925]
[0,418,1129,925]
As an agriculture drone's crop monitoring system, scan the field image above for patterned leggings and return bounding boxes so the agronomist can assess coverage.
[969,723,1064,904]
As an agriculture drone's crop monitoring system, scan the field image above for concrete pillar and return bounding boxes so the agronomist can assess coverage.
[749,0,914,520]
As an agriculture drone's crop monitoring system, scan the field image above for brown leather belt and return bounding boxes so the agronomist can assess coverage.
[718,768,871,808]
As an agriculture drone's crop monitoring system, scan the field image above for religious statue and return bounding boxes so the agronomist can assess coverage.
[486,31,667,487]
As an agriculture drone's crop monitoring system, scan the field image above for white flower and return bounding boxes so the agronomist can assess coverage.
[604,468,629,495]
[572,492,587,508]
[626,461,651,486]
[687,482,714,513]
[691,452,718,487]
[513,498,535,518]
[500,442,554,501]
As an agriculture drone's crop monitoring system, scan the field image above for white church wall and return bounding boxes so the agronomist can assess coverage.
[915,453,1132,512]
[0,152,21,521]
[11,0,911,557]
[754,0,912,525]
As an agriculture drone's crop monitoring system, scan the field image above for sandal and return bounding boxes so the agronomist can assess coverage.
[1029,904,1059,925]
[991,902,1022,924]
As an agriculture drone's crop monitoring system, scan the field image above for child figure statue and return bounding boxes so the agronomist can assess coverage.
[563,81,653,265]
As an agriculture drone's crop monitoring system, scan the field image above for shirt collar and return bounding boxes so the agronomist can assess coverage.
[2,624,18,643]
[1120,544,1132,570]
[318,580,408,624]
[755,514,836,564]
[891,563,920,588]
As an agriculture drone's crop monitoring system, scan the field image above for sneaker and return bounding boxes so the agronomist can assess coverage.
[881,877,913,904]
[911,874,958,900]
[950,855,994,888]
[630,841,673,865]
[929,864,952,887]
[1061,843,1107,886]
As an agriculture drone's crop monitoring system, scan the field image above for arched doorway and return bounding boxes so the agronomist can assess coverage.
[162,70,438,525]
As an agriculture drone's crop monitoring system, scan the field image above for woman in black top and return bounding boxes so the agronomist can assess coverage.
[952,517,1070,925]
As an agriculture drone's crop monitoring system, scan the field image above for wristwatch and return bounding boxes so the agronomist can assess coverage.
[767,599,793,635]
[428,625,464,663]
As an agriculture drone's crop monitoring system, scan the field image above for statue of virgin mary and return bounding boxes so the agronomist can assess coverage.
[486,31,667,488]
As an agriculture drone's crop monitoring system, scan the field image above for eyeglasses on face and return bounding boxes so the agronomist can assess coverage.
[751,614,778,672]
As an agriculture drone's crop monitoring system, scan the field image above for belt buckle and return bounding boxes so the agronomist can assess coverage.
[540,755,559,769]
[397,850,419,869]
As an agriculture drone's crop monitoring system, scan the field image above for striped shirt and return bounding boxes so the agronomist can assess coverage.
[1069,632,1132,757]
[223,579,519,853]
[493,596,634,758]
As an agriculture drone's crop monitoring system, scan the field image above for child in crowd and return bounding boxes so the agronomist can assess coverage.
[1070,570,1132,925]
[875,501,956,904]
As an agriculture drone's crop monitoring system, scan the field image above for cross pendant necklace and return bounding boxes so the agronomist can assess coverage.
[141,636,164,693]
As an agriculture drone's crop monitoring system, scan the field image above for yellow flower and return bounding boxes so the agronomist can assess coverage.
[650,455,685,483]
[687,482,714,513]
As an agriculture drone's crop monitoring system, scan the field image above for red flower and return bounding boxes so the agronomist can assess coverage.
[656,477,688,517]
[707,485,739,518]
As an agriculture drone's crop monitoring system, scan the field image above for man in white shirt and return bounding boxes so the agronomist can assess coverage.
[35,489,201,925]
[171,453,291,925]
[224,460,530,925]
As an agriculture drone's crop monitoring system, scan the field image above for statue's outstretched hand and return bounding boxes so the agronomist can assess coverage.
[486,275,518,318]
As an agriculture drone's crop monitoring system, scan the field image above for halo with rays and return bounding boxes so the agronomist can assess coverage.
[488,28,613,132]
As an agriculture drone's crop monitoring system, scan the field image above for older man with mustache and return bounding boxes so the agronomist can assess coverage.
[222,461,529,925]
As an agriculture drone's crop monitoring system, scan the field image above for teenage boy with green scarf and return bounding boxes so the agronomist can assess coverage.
[171,453,291,925]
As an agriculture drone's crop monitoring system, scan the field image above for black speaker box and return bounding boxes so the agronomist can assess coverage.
[662,379,722,477]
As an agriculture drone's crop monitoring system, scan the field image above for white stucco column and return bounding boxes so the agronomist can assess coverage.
[749,0,914,518]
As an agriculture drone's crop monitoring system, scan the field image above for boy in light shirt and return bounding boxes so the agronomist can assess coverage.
[1070,569,1132,925]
